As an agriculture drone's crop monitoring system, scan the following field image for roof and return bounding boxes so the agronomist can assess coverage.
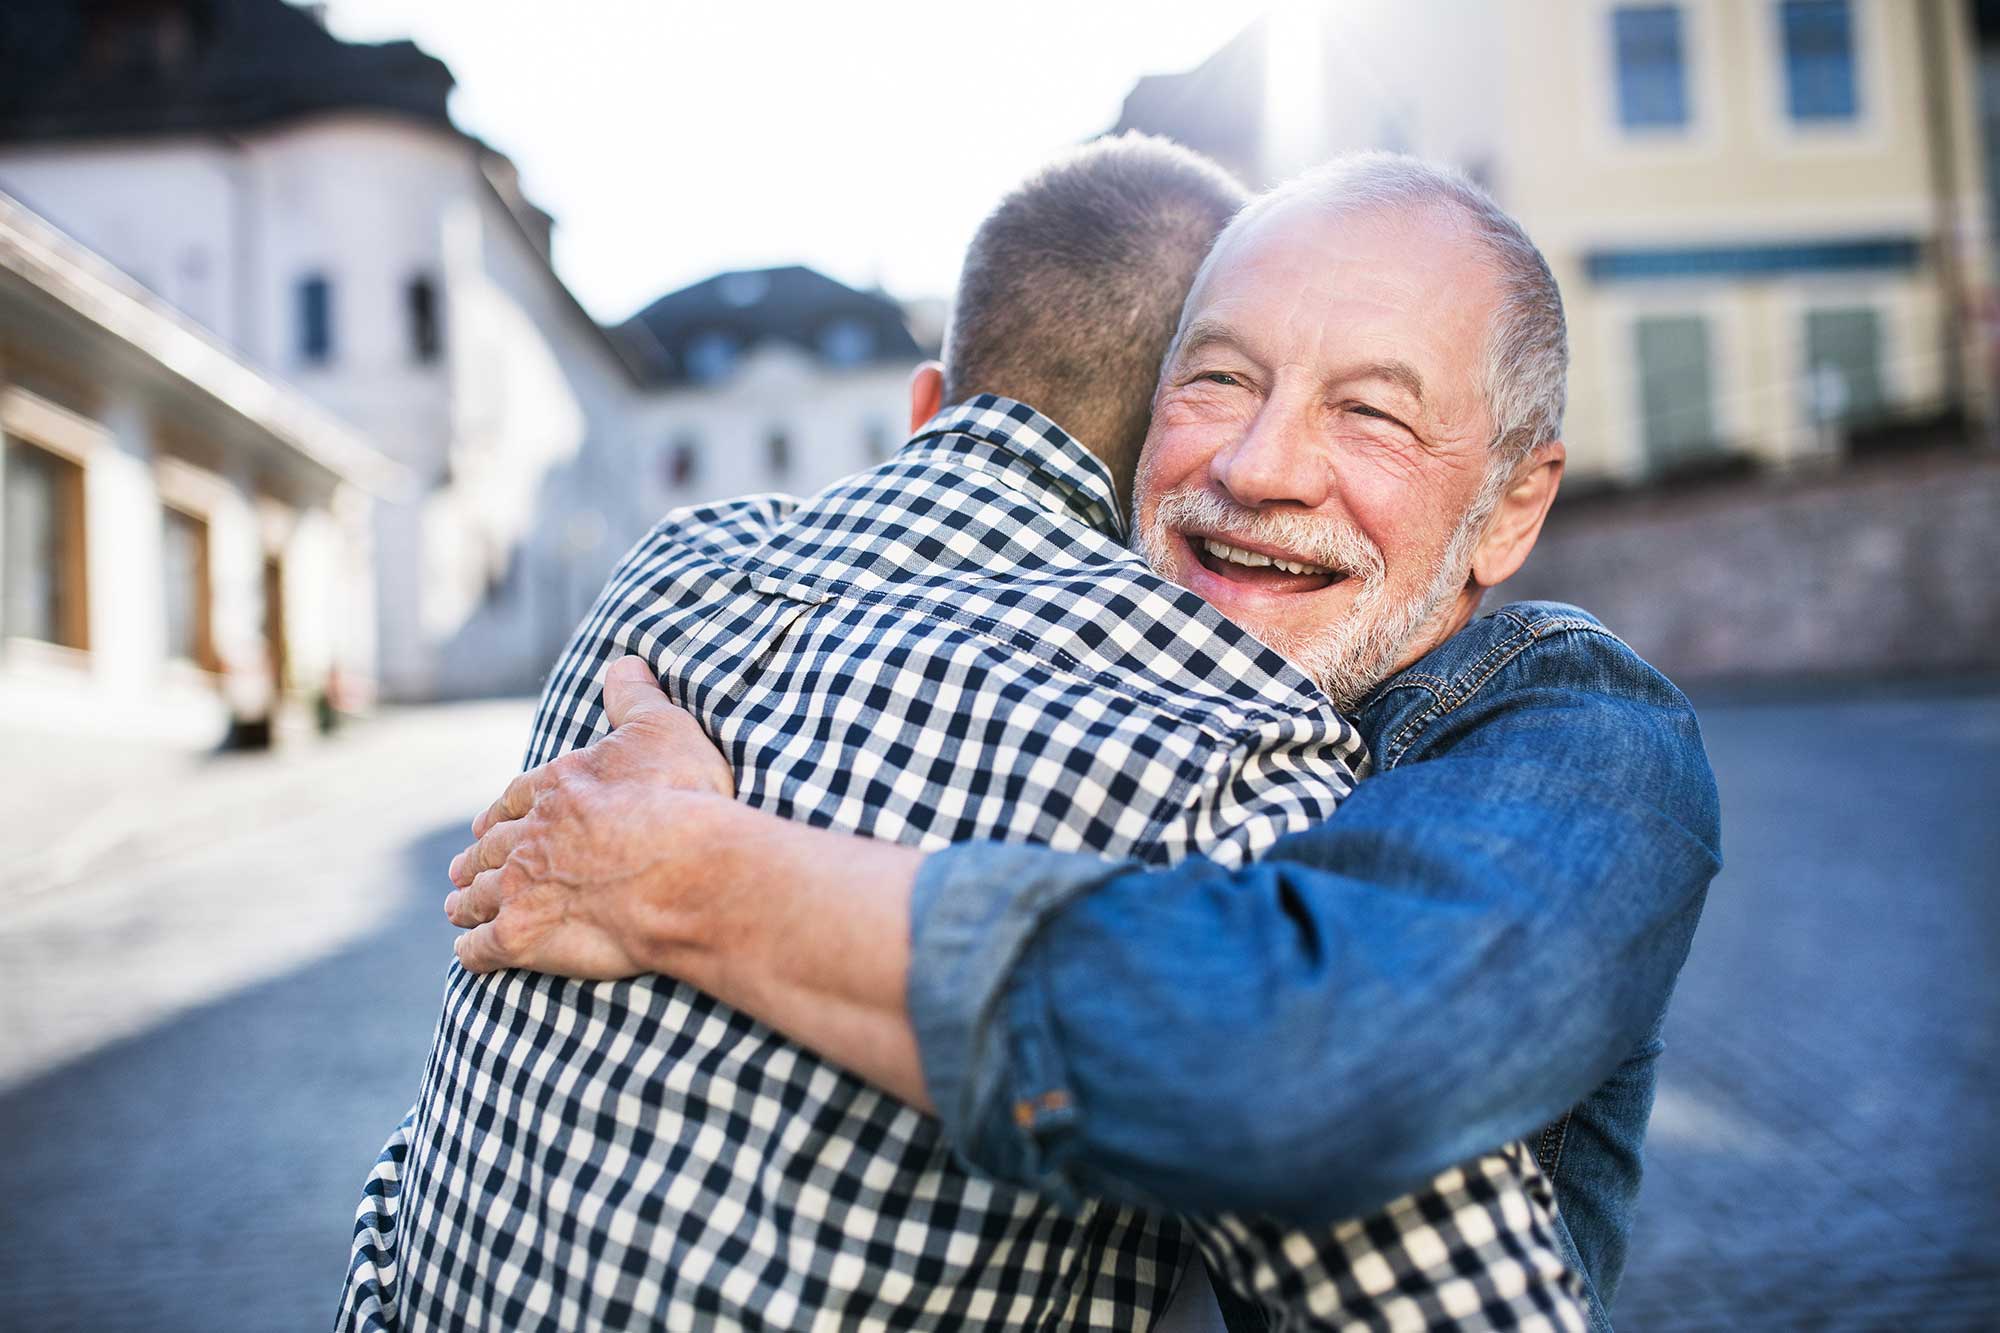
[614,265,925,388]
[0,0,649,387]
[0,0,455,145]
[1108,17,1267,186]
[0,188,409,497]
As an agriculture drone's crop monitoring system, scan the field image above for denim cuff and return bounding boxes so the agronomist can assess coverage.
[907,841,1132,1195]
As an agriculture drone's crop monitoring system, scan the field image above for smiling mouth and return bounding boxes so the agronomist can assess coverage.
[1189,535,1347,592]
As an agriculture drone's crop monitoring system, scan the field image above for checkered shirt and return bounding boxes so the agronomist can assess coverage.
[339,397,1588,1332]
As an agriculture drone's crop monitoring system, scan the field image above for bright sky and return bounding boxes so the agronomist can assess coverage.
[323,2,1257,323]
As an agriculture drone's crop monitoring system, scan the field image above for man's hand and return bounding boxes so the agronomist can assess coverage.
[444,655,736,977]
[445,653,933,1108]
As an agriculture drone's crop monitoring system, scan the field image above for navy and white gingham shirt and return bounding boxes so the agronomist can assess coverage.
[340,398,1586,1332]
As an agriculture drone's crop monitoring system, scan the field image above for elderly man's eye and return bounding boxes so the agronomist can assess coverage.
[1348,402,1405,427]
[1198,371,1243,387]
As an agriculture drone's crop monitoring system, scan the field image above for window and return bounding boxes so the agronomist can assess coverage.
[407,276,442,364]
[162,506,214,668]
[1612,5,1690,130]
[818,319,876,367]
[1634,314,1719,469]
[685,332,737,383]
[1804,307,1886,425]
[765,428,792,479]
[665,435,701,489]
[3,439,88,649]
[1780,0,1858,123]
[297,274,333,365]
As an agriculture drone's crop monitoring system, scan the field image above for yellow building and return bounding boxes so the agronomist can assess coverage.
[1112,0,1992,482]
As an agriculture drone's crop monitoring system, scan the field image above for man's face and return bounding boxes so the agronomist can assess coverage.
[1133,200,1506,707]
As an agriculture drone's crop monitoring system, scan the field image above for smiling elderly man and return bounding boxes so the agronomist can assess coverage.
[437,153,1719,1331]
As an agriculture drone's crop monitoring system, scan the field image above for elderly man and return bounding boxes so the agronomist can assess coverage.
[347,141,1594,1332]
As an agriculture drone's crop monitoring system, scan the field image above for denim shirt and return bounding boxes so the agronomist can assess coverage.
[907,601,1721,1328]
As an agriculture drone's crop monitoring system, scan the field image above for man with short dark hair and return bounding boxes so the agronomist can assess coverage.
[341,139,1592,1331]
[943,140,1244,492]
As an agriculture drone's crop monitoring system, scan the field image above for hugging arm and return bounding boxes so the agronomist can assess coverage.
[451,648,1718,1227]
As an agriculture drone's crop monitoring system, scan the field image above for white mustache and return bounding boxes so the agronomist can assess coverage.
[1149,489,1386,584]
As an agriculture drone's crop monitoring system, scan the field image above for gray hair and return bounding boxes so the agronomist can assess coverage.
[1177,151,1568,475]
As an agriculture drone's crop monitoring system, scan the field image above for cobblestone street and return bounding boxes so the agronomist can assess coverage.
[1,686,1995,1331]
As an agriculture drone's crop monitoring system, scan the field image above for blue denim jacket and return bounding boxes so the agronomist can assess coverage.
[908,601,1720,1328]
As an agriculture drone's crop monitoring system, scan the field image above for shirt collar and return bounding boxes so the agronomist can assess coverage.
[904,395,1126,542]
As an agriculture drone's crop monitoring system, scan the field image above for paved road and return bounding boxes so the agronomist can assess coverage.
[1,686,1994,1330]
[1612,685,2000,1331]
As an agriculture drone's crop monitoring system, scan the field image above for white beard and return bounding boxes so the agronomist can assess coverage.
[1134,484,1497,710]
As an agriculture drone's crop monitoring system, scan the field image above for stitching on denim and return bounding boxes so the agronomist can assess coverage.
[1379,616,1613,768]
[1536,1110,1574,1180]
[1379,620,1536,764]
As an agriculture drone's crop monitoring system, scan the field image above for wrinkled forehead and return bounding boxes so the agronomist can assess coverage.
[1183,197,1500,349]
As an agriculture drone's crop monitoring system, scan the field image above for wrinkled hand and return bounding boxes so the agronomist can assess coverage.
[444,655,735,977]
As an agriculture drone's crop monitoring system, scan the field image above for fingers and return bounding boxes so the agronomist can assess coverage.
[602,655,672,729]
[454,921,507,974]
[444,866,505,928]
[473,766,543,840]
[450,816,527,888]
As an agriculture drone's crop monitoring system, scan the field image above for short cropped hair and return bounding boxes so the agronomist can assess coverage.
[1183,151,1568,472]
[945,133,1248,496]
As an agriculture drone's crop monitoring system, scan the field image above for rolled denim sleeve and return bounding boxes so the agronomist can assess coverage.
[909,842,1143,1208]
[906,624,1721,1225]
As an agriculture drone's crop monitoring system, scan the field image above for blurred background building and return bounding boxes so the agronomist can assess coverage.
[614,265,925,539]
[0,0,922,720]
[0,190,400,744]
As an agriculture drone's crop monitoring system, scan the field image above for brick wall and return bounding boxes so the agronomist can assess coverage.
[1493,450,2000,683]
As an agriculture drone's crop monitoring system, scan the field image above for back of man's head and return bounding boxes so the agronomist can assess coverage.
[944,133,1247,499]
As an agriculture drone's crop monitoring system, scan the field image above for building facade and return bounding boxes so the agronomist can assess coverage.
[1112,0,1994,483]
[0,190,400,746]
[615,265,924,517]
[0,0,650,700]
[0,0,930,700]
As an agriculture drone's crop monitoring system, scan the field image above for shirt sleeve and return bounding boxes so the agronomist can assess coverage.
[906,631,1721,1225]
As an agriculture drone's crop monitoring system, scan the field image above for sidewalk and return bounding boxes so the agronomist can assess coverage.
[0,700,533,1092]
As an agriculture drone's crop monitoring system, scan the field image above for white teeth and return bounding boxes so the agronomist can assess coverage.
[1201,537,1332,577]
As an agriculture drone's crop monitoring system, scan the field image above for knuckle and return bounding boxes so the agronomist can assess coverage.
[490,915,528,955]
[507,840,551,884]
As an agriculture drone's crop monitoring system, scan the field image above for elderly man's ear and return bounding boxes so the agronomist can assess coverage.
[908,361,946,434]
[1470,442,1565,590]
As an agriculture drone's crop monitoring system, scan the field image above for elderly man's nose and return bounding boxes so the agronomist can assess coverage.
[1210,404,1329,509]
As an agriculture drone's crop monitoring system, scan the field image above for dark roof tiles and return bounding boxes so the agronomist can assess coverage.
[615,264,923,386]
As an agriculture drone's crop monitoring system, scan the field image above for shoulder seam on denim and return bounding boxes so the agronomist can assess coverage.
[1382,618,1543,764]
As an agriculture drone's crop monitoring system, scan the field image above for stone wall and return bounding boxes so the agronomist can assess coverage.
[1493,449,2000,683]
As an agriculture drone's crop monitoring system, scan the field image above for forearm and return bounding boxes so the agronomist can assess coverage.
[660,797,934,1111]
[908,762,1716,1224]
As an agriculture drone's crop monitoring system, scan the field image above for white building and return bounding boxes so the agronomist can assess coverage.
[0,0,651,699]
[0,0,930,699]
[613,266,925,517]
[0,189,402,746]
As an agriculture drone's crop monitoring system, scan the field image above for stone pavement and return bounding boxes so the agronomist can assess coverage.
[0,700,534,1331]
[1610,685,2000,1331]
[0,686,1994,1330]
